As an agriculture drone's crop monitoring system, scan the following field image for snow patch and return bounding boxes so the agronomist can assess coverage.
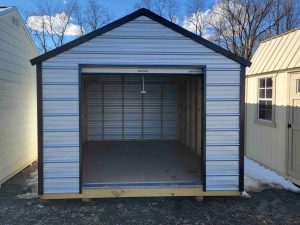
[26,170,38,188]
[241,191,251,198]
[16,192,38,199]
[244,158,300,193]
[16,169,38,199]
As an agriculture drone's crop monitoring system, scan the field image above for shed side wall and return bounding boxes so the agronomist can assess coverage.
[245,71,289,174]
[0,11,38,186]
[42,16,241,194]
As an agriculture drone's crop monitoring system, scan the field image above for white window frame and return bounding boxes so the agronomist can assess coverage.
[256,76,276,127]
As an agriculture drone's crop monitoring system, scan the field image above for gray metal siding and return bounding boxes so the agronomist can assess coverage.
[42,68,80,194]
[42,16,241,194]
[205,70,240,191]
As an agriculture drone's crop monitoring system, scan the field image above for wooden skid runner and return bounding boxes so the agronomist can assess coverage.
[41,188,241,199]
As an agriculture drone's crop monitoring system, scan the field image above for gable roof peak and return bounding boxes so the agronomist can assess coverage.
[31,8,250,66]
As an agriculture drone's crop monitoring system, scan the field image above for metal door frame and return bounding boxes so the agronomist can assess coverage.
[78,64,206,193]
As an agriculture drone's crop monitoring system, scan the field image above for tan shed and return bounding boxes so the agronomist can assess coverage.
[246,28,300,186]
[0,7,38,187]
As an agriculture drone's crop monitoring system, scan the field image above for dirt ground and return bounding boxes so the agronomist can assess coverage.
[0,163,300,225]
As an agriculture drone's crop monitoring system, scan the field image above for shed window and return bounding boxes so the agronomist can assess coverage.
[258,77,273,121]
[297,79,300,94]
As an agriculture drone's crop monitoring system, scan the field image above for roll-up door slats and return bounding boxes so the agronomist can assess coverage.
[87,77,177,140]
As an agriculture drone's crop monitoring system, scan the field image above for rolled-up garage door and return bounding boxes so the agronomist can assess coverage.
[87,75,177,140]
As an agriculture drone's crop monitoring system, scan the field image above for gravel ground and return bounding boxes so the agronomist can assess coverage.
[0,163,300,225]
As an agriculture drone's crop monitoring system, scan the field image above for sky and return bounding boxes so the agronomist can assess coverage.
[0,0,140,18]
[0,0,215,51]
[0,0,214,20]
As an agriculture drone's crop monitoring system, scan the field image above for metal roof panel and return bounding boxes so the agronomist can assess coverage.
[247,28,300,75]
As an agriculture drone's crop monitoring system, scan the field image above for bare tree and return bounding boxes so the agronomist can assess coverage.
[85,0,112,31]
[271,0,300,35]
[283,0,300,31]
[26,0,78,53]
[73,1,85,36]
[207,0,285,60]
[25,11,49,53]
[26,0,112,53]
[154,0,166,16]
[166,0,179,23]
[73,0,112,34]
[138,0,153,10]
[135,0,180,23]
[185,0,208,36]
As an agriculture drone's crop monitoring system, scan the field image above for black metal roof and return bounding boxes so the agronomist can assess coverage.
[30,8,251,66]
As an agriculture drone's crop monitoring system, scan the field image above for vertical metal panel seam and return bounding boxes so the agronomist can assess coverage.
[177,86,180,140]
[202,66,207,191]
[141,79,144,139]
[102,84,104,139]
[186,80,189,146]
[122,75,125,139]
[176,86,180,140]
[37,62,44,195]
[239,65,245,191]
[78,64,83,194]
[84,81,88,141]
[161,84,164,139]
[184,81,189,147]
[190,80,193,147]
[195,78,198,153]
[183,84,187,144]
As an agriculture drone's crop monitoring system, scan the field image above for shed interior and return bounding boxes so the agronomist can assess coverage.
[81,74,203,189]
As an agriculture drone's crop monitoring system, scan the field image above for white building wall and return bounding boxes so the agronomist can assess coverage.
[42,16,241,193]
[0,9,38,186]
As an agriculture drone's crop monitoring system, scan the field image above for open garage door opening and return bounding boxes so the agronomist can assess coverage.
[80,69,204,190]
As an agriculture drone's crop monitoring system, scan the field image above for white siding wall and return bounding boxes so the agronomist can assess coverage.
[0,11,38,186]
[42,16,241,194]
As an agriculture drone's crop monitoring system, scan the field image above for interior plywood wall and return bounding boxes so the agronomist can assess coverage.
[177,76,202,155]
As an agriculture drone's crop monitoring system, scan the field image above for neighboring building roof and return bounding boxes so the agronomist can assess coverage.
[247,28,300,75]
[30,8,251,66]
[0,6,38,54]
[0,6,15,15]
[0,6,9,11]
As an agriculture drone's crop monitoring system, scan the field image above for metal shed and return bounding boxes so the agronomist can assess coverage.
[246,28,300,186]
[31,8,250,199]
[0,7,38,187]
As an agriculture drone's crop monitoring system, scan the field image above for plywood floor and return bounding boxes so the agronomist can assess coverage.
[82,141,201,185]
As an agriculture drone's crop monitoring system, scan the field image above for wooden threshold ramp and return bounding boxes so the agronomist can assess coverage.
[41,187,241,199]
